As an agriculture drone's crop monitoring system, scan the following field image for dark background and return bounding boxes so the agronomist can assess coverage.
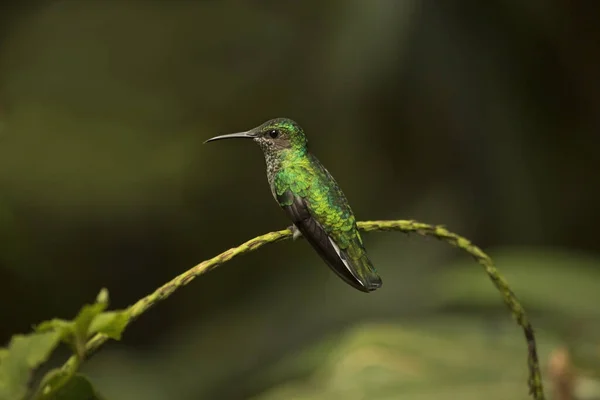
[1,1,599,399]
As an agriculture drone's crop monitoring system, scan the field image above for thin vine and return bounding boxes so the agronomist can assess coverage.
[48,220,544,400]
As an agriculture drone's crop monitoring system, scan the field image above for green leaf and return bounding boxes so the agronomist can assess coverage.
[38,373,104,400]
[36,319,75,341]
[43,288,109,358]
[0,331,62,400]
[73,289,109,344]
[0,288,125,400]
[35,289,122,352]
[88,311,129,340]
[95,289,109,305]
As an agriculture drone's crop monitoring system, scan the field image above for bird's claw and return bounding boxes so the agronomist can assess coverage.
[289,225,303,241]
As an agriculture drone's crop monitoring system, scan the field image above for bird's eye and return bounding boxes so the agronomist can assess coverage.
[268,129,279,139]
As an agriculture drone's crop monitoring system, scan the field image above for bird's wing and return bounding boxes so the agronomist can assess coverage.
[277,188,381,292]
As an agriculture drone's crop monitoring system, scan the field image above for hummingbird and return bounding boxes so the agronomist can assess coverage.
[204,118,382,292]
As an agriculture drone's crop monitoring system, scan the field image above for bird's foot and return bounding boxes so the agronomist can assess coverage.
[289,224,303,241]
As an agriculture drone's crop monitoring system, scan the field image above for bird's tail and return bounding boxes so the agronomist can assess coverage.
[345,244,382,291]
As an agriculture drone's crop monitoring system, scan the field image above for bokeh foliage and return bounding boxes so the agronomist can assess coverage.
[1,1,599,399]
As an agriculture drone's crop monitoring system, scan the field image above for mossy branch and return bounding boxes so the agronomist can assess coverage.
[54,219,545,400]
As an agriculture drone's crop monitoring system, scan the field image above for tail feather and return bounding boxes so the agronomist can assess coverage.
[351,252,382,291]
[332,238,382,292]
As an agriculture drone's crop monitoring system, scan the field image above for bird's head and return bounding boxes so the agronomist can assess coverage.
[204,118,308,156]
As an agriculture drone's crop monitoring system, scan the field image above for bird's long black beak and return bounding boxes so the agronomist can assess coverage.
[204,131,257,144]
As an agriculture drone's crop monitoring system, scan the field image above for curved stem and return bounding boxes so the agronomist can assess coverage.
[53,220,545,400]
[360,220,544,399]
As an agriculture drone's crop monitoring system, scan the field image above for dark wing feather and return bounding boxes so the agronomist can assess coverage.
[279,189,373,292]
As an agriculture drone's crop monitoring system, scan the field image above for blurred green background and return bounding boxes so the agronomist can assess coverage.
[1,1,600,399]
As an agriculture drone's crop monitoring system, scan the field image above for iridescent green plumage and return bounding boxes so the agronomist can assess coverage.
[274,153,358,247]
[204,118,382,292]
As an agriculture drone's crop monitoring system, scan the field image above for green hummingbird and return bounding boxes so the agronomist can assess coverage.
[205,118,382,292]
